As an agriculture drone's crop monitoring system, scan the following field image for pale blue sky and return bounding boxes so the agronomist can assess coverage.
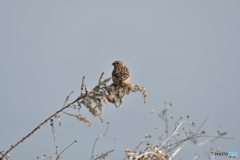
[1,1,239,159]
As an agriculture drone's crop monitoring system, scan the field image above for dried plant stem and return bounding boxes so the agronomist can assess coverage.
[91,122,110,160]
[0,152,8,160]
[99,72,105,83]
[0,92,89,160]
[168,139,188,160]
[158,121,192,150]
[81,76,85,95]
[95,149,114,160]
[50,119,59,156]
[56,140,78,160]
[123,136,149,160]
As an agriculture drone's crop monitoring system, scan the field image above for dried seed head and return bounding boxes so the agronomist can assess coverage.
[125,149,132,154]
[76,115,92,126]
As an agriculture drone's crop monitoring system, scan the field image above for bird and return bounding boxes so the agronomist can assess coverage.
[112,61,130,86]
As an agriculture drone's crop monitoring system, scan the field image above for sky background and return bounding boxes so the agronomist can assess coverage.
[0,1,239,159]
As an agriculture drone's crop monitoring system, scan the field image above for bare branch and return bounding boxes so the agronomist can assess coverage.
[0,91,89,159]
[56,140,78,160]
[91,122,114,160]
[99,72,104,83]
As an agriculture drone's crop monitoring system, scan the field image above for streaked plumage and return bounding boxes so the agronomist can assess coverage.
[112,61,130,86]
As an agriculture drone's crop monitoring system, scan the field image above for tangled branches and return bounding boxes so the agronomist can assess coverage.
[124,103,231,160]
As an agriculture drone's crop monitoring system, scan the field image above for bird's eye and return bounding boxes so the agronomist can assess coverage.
[116,62,119,64]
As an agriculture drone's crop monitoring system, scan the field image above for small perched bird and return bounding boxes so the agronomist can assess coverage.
[112,61,130,86]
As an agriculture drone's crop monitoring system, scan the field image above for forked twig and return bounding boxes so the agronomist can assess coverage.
[56,140,78,160]
[91,122,113,160]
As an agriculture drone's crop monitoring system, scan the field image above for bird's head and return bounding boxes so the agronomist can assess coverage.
[112,61,125,68]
